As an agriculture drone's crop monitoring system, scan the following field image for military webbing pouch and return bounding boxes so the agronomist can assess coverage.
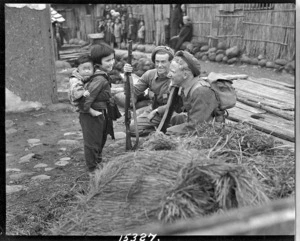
[201,72,237,111]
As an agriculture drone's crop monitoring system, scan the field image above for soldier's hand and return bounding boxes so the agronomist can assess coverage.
[123,63,133,73]
[148,90,155,99]
[147,109,158,123]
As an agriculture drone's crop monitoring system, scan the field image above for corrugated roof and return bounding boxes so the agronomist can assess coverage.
[6,4,47,10]
[51,7,65,23]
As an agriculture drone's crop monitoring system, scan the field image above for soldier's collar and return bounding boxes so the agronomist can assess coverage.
[155,71,170,80]
[182,77,199,97]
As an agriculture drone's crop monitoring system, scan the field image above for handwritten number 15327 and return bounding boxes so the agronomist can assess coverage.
[119,233,158,241]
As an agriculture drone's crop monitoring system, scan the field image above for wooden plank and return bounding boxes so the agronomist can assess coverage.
[233,79,294,106]
[242,21,294,29]
[228,107,294,142]
[217,35,243,38]
[243,38,288,46]
[237,97,294,121]
[230,104,294,129]
[237,91,294,110]
[216,15,244,18]
[235,102,266,114]
[246,77,294,90]
[243,9,295,12]
[59,49,81,55]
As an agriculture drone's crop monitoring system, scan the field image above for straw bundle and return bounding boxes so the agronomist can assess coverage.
[181,122,278,158]
[142,131,179,151]
[186,123,295,200]
[158,161,269,223]
[51,150,198,235]
[234,149,295,199]
[142,122,294,200]
[52,122,293,235]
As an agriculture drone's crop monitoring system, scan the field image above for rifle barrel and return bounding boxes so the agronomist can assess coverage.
[125,40,133,151]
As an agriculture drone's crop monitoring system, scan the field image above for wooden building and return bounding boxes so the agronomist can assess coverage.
[5,4,58,104]
[53,3,295,61]
[51,4,106,41]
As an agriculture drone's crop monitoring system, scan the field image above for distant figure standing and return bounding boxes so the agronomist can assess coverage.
[115,4,122,14]
[181,4,187,16]
[164,18,171,46]
[127,13,136,42]
[170,16,193,52]
[120,4,128,16]
[104,13,111,24]
[55,22,63,49]
[103,5,111,19]
[137,20,145,44]
[121,15,128,44]
[105,18,114,48]
[97,18,106,35]
[170,4,183,38]
[114,18,122,49]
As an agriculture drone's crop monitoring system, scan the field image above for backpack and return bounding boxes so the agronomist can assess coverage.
[188,72,237,122]
[200,72,237,111]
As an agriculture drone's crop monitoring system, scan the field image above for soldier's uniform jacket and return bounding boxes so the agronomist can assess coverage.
[180,77,218,124]
[133,69,171,108]
[166,77,219,135]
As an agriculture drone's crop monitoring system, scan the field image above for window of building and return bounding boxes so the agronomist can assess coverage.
[243,4,274,11]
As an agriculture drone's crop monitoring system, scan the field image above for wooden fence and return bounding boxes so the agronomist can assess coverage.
[131,4,170,45]
[187,3,295,61]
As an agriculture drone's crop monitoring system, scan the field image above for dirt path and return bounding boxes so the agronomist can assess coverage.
[5,106,128,235]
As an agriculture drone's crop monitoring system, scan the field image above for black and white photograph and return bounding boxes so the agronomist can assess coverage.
[4,3,296,238]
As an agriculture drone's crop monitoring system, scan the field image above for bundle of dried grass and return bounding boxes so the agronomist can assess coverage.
[232,149,295,199]
[51,150,201,235]
[141,122,294,201]
[158,161,270,224]
[142,131,179,151]
[181,122,295,200]
[181,122,277,157]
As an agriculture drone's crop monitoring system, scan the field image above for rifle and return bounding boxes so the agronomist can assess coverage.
[156,85,180,133]
[124,40,139,150]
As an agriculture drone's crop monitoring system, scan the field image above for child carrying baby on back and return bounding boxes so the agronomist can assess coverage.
[68,54,99,116]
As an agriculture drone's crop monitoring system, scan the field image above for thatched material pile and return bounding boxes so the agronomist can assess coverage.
[52,122,294,235]
[142,122,295,199]
[180,122,278,157]
[158,162,269,223]
[51,150,198,235]
[52,147,272,234]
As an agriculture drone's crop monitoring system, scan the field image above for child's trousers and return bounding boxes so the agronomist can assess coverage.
[79,112,107,172]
